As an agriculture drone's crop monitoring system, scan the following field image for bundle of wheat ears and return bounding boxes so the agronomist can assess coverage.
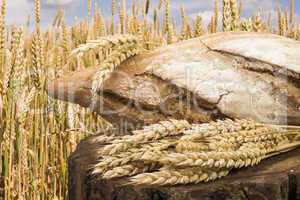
[89,118,300,186]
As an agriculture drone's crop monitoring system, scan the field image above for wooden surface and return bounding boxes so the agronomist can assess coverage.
[68,133,300,200]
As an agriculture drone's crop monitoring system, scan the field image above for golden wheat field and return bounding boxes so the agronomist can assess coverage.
[0,0,300,199]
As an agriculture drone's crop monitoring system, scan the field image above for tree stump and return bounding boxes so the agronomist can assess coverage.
[68,133,300,200]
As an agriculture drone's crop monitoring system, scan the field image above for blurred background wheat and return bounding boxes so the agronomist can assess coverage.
[0,0,299,199]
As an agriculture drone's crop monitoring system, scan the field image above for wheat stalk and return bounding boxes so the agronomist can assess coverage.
[0,0,6,74]
[230,0,239,31]
[222,0,231,31]
[70,34,138,59]
[34,0,41,28]
[252,13,264,32]
[102,162,157,179]
[90,35,142,95]
[128,168,230,186]
[119,0,126,34]
[194,15,203,37]
[100,119,190,156]
[163,0,171,34]
[156,140,279,169]
[241,18,252,31]
[213,0,218,33]
[92,141,171,174]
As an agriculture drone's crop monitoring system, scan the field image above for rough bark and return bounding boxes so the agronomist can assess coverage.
[68,133,300,200]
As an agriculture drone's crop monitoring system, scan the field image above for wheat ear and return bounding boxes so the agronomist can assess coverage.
[100,119,191,156]
[128,168,230,186]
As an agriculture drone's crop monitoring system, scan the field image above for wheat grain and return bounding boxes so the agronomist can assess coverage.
[156,141,277,169]
[34,0,41,28]
[176,140,209,153]
[213,0,218,33]
[194,15,203,37]
[163,0,171,34]
[128,168,230,186]
[230,0,239,31]
[102,163,157,179]
[31,31,43,89]
[241,18,252,31]
[92,142,170,174]
[252,13,264,32]
[180,119,259,141]
[100,119,190,156]
[90,35,142,95]
[278,8,285,35]
[119,0,126,34]
[222,0,231,31]
[70,34,138,58]
[0,0,6,73]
